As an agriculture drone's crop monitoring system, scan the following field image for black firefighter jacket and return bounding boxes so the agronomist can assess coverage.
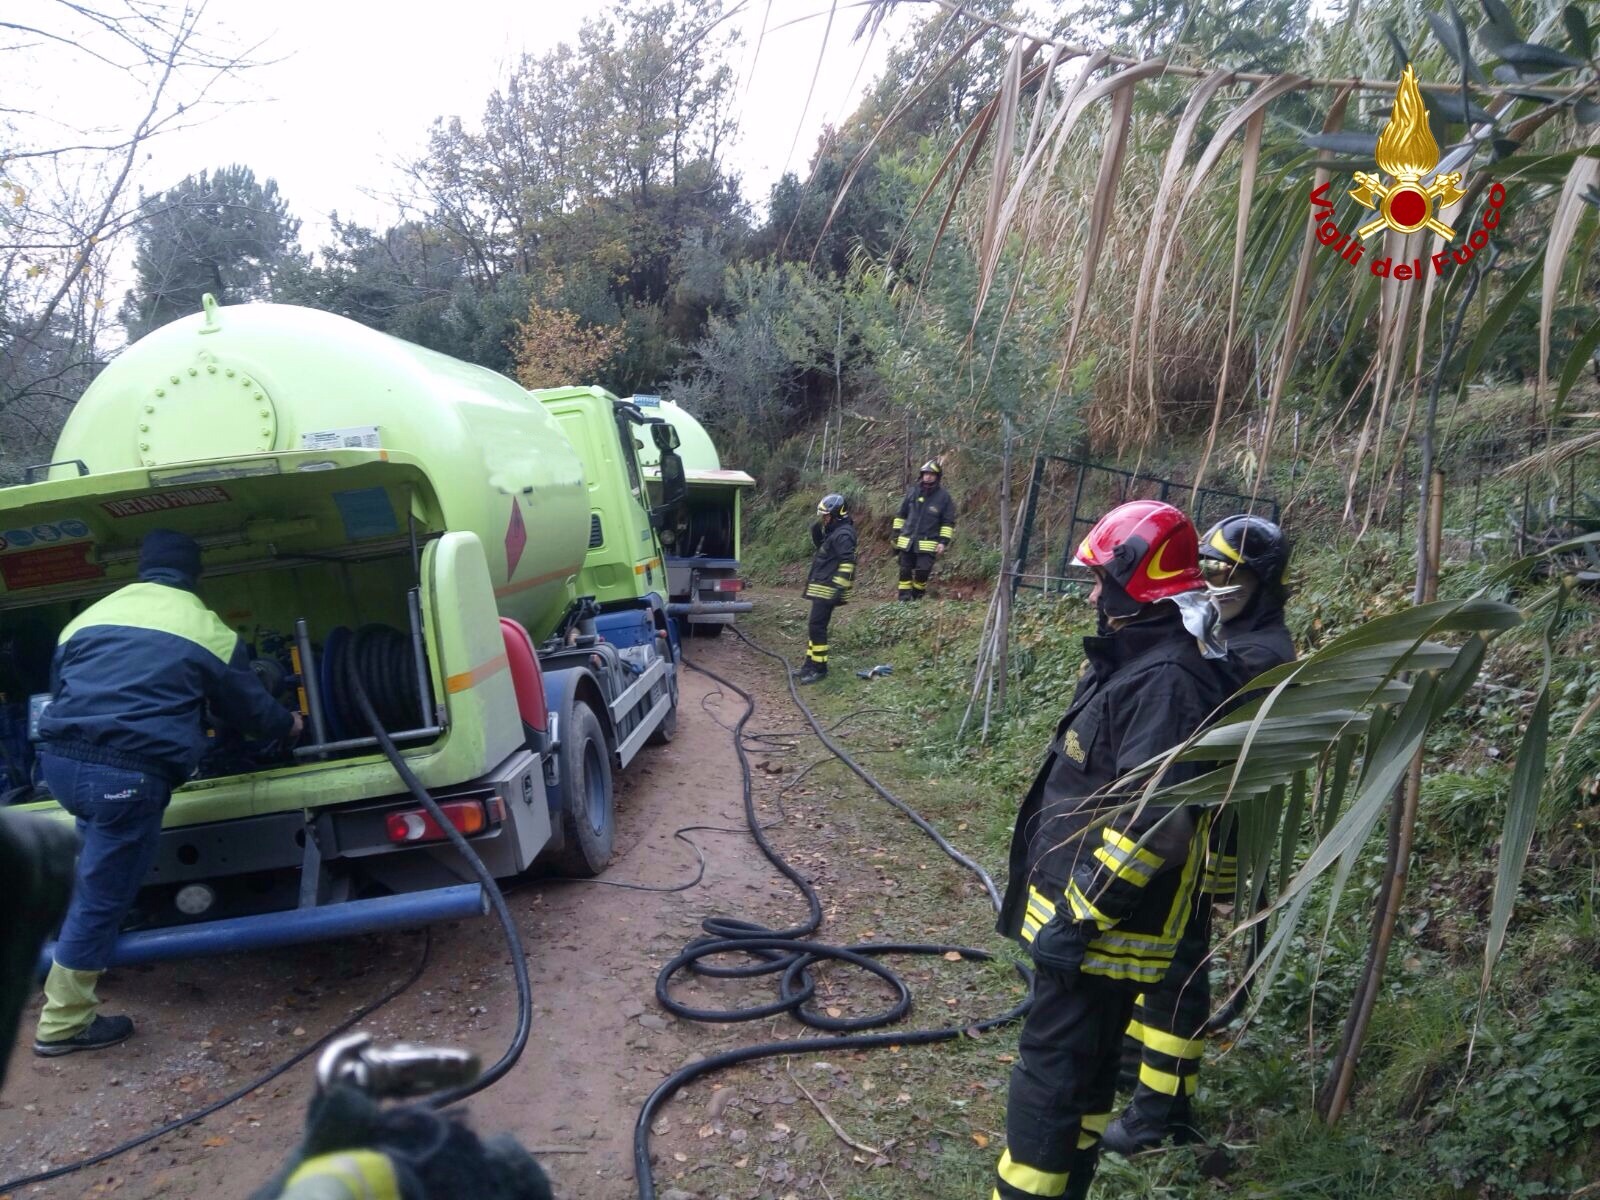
[803,518,857,604]
[999,606,1228,985]
[894,485,956,554]
[1202,600,1296,897]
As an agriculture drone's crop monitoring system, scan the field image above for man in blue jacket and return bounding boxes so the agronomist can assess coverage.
[33,529,300,1056]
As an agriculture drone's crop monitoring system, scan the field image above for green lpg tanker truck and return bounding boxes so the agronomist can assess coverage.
[0,298,712,965]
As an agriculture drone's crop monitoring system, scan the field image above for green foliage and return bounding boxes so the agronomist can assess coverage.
[120,165,301,339]
[1431,977,1600,1196]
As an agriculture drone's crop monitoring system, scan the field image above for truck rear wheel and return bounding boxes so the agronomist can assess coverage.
[553,701,614,877]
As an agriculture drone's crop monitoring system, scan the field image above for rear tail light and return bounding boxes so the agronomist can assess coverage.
[385,797,504,845]
[706,578,745,593]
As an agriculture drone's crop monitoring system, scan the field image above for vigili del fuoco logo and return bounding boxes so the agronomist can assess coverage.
[1309,64,1507,280]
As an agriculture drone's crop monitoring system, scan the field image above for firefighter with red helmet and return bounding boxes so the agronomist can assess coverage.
[993,500,1227,1200]
[1102,513,1295,1155]
[893,461,956,600]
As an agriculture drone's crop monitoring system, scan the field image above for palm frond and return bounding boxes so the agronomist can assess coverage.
[1540,143,1600,406]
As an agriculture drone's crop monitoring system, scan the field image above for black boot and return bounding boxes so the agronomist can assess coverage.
[797,661,827,685]
[34,1014,134,1057]
[1100,1107,1168,1156]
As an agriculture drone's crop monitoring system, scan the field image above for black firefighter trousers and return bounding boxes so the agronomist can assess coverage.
[806,598,836,665]
[1120,900,1212,1128]
[997,967,1136,1200]
[897,550,935,599]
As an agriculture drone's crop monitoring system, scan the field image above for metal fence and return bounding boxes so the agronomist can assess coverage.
[1012,455,1281,594]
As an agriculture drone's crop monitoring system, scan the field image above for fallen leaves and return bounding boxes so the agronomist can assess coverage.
[972,1132,990,1148]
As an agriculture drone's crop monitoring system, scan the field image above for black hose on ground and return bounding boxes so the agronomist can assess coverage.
[348,674,533,1109]
[0,932,432,1193]
[632,635,1032,1200]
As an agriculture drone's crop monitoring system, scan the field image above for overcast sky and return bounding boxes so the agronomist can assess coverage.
[88,0,922,250]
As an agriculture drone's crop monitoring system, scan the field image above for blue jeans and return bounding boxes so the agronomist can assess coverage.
[41,753,171,971]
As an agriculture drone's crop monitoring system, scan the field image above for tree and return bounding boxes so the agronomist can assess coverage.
[120,165,301,339]
[0,2,258,480]
[510,276,625,389]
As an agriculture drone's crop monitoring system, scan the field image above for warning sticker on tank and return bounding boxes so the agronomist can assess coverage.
[102,486,230,517]
[505,498,527,575]
[0,517,93,554]
[301,425,381,451]
[0,543,104,589]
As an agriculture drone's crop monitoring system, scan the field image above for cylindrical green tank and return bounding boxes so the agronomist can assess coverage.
[634,397,720,472]
[54,301,589,636]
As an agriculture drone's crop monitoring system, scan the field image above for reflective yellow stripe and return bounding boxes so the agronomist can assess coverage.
[998,1149,1069,1197]
[1103,827,1164,872]
[1027,885,1057,916]
[1137,1023,1204,1059]
[895,537,910,550]
[917,539,939,550]
[939,525,955,538]
[832,576,852,587]
[634,556,662,575]
[893,517,905,530]
[1138,1063,1198,1096]
[1093,844,1155,886]
[1083,952,1169,982]
[1076,1111,1111,1149]
[285,1151,401,1200]
[1064,880,1115,928]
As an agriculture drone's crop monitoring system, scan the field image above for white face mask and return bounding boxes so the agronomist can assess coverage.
[1209,568,1259,623]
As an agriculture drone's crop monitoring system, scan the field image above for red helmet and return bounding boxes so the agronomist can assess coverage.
[1074,499,1204,604]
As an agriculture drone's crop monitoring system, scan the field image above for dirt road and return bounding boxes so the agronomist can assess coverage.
[0,635,806,1200]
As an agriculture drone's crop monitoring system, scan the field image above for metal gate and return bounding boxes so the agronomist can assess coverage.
[1013,455,1281,594]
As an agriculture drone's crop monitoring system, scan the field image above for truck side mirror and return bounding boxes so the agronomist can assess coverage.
[650,449,688,535]
[651,423,681,453]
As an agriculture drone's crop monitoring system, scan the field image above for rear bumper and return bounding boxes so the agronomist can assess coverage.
[37,883,487,973]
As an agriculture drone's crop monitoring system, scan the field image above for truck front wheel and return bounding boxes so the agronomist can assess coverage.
[552,701,615,877]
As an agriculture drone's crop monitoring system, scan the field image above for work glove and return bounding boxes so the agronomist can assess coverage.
[1030,911,1094,984]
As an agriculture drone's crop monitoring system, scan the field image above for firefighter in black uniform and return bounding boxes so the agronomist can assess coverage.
[1103,514,1295,1155]
[893,460,955,600]
[798,493,856,684]
[993,499,1228,1200]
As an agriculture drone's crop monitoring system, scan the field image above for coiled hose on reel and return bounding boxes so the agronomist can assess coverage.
[321,624,427,738]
